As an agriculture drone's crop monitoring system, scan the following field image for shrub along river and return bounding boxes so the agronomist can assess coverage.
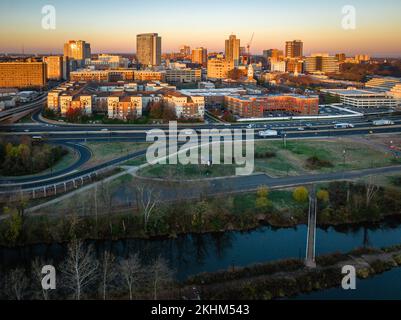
[1,217,401,299]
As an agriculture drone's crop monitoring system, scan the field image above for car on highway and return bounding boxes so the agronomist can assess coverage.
[297,127,305,131]
[372,120,395,126]
[305,124,318,131]
[24,129,30,132]
[101,128,109,132]
[183,129,194,135]
[334,123,355,129]
[258,130,278,137]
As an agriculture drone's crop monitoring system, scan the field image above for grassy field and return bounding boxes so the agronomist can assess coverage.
[17,114,35,123]
[81,142,150,169]
[136,137,401,179]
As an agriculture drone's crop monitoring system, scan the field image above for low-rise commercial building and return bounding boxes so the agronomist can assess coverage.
[70,69,136,82]
[388,84,401,106]
[225,94,319,118]
[321,88,397,108]
[165,68,201,83]
[365,76,401,92]
[304,54,339,74]
[179,88,247,107]
[133,70,165,82]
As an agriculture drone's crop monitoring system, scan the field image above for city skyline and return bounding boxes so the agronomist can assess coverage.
[1,0,401,57]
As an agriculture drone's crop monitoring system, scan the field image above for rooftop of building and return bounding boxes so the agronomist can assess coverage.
[179,88,247,96]
[323,88,390,96]
[227,93,319,101]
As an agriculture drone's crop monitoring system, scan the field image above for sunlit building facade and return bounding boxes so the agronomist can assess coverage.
[136,33,162,67]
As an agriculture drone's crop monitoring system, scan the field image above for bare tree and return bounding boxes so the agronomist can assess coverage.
[99,250,117,300]
[148,255,174,300]
[61,239,99,300]
[99,181,113,214]
[135,184,160,233]
[365,176,379,207]
[119,253,144,300]
[5,268,29,300]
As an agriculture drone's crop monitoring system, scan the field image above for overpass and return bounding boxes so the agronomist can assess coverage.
[0,94,46,123]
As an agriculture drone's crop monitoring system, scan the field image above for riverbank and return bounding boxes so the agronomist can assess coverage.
[181,245,401,300]
[2,179,401,247]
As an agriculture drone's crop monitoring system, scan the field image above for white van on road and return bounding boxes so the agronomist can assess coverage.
[258,130,278,137]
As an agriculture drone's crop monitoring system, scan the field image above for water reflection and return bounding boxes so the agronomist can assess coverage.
[1,219,401,281]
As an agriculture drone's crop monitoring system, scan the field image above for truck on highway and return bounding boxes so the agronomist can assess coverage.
[258,130,278,137]
[372,120,395,126]
[32,136,44,144]
[334,123,355,129]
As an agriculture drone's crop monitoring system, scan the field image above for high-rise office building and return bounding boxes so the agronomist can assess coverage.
[335,53,346,63]
[0,62,47,88]
[180,45,191,57]
[225,34,240,66]
[84,43,91,60]
[136,33,162,67]
[304,53,339,74]
[44,56,63,80]
[64,40,91,61]
[263,49,284,62]
[354,54,371,63]
[285,40,303,58]
[191,47,208,66]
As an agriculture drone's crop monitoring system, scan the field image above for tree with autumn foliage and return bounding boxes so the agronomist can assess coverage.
[65,107,84,123]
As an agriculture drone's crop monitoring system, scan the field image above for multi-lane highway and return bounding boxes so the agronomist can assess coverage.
[0,95,47,123]
[2,107,401,193]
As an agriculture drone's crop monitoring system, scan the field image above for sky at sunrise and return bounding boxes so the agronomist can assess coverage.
[1,0,400,57]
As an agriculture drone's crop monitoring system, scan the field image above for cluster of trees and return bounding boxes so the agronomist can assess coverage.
[65,107,89,123]
[317,179,401,224]
[145,101,177,122]
[3,176,399,249]
[274,74,320,89]
[0,137,67,176]
[330,61,401,82]
[0,239,175,300]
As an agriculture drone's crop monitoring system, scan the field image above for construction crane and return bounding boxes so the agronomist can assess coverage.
[246,32,255,65]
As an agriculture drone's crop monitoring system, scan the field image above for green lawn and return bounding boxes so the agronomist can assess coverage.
[140,163,237,179]
[135,138,401,179]
[254,139,401,176]
[82,142,150,169]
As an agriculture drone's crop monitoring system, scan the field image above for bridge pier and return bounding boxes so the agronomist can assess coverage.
[305,185,317,268]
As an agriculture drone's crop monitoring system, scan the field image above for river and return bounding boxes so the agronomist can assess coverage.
[1,218,401,299]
